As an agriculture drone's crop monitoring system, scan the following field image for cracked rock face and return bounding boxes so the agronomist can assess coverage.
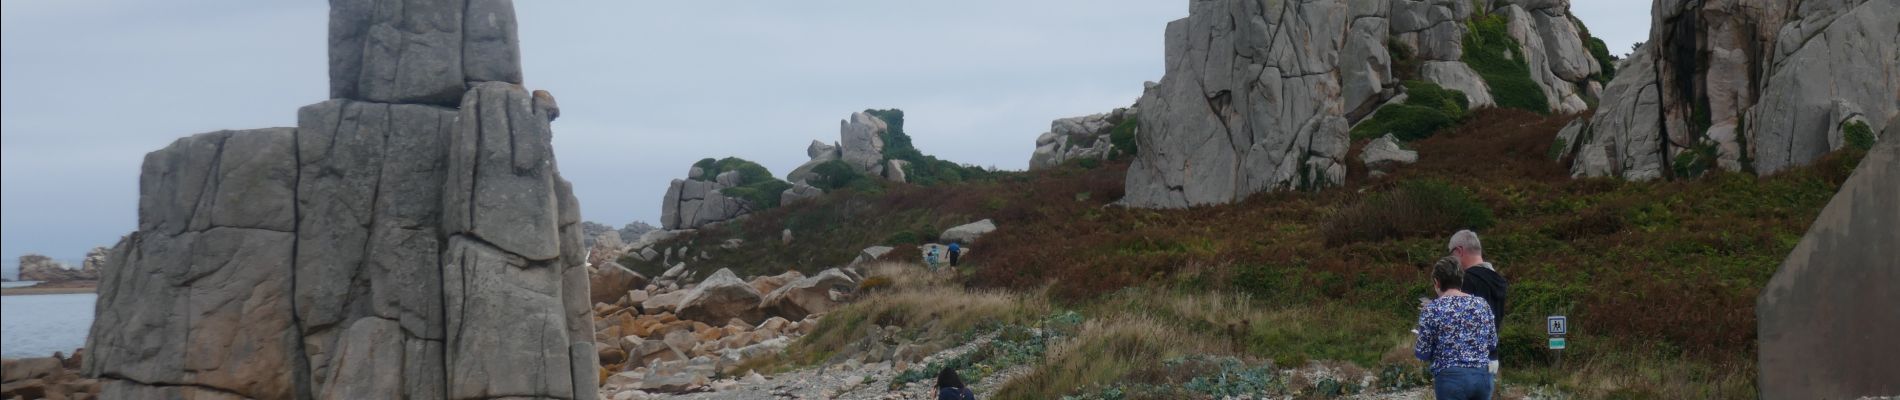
[1568,0,1899,179]
[85,1,600,399]
[1029,107,1136,170]
[1122,0,1366,208]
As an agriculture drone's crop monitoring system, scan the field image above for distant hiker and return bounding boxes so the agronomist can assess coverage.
[1416,256,1497,400]
[936,367,976,400]
[1449,230,1507,380]
[925,245,944,270]
[948,242,963,267]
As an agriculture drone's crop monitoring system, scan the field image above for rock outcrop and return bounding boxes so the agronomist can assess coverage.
[1757,125,1900,399]
[1029,107,1137,170]
[1361,133,1419,177]
[84,2,600,399]
[1123,0,1606,208]
[939,219,996,244]
[1564,0,1899,179]
[17,254,94,282]
[660,168,756,230]
[786,112,908,184]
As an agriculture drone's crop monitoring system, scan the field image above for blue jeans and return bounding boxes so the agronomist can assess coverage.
[1433,367,1493,400]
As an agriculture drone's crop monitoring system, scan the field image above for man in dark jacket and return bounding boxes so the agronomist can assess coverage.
[1449,230,1507,379]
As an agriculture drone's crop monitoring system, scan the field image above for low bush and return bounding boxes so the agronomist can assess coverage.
[1322,179,1496,246]
[1351,81,1468,140]
[1109,115,1140,158]
[1843,120,1875,151]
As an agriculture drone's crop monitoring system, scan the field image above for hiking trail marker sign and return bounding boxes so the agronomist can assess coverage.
[1547,315,1568,336]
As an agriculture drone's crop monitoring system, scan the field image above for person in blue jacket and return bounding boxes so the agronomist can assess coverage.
[948,241,963,267]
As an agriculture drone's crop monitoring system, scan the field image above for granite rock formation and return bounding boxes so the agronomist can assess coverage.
[1756,123,1900,399]
[84,1,600,399]
[1563,0,1899,179]
[1029,107,1137,170]
[660,168,755,230]
[1122,0,1605,208]
[786,112,908,184]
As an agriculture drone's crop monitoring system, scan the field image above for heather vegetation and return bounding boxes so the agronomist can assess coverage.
[641,109,1861,398]
[1464,12,1551,114]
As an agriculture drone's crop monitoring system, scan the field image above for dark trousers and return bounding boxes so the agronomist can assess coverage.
[1432,367,1492,400]
[949,250,960,266]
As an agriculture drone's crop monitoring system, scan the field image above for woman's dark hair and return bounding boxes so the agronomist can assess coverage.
[1432,256,1463,291]
[937,367,965,389]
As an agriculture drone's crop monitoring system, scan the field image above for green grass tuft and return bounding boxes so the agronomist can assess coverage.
[1351,81,1469,141]
[1843,120,1875,151]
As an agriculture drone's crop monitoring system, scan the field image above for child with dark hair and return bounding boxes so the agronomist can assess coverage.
[936,367,975,400]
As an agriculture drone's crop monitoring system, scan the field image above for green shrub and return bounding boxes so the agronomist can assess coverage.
[1109,116,1140,158]
[809,160,872,191]
[689,157,793,209]
[1463,13,1550,114]
[1672,142,1719,179]
[1351,81,1469,140]
[721,180,792,210]
[1843,120,1875,151]
[1576,17,1618,83]
[860,108,1002,186]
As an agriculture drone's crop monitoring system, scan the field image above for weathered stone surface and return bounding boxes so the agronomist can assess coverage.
[1122,0,1361,208]
[1361,134,1418,176]
[92,2,597,398]
[1572,48,1665,180]
[1758,134,1900,399]
[1502,5,1591,115]
[329,0,468,106]
[591,262,649,305]
[1419,61,1496,109]
[761,268,856,320]
[675,269,763,325]
[659,169,757,230]
[444,82,561,261]
[1571,0,1899,179]
[787,141,840,184]
[838,112,888,174]
[940,219,997,244]
[1028,108,1136,170]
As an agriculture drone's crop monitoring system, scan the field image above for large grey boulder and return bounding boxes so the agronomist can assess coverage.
[940,219,997,244]
[1360,134,1418,177]
[838,112,888,174]
[88,2,598,398]
[1757,132,1900,399]
[675,269,764,325]
[1501,5,1590,114]
[329,0,524,106]
[590,262,648,305]
[1570,0,1899,179]
[786,141,840,184]
[762,268,857,320]
[1419,61,1496,109]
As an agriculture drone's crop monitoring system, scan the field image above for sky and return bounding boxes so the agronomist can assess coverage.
[0,1,1652,278]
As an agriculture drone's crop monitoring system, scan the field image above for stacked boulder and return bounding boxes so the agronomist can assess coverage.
[1561,0,1898,179]
[1123,0,1606,208]
[590,268,859,395]
[786,112,910,185]
[659,166,755,230]
[1,352,100,399]
[84,1,601,399]
[1029,107,1138,170]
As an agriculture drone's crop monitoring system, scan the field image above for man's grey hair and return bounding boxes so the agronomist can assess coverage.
[1448,230,1483,255]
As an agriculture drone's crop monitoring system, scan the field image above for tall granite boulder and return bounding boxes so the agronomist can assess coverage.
[86,1,600,399]
[659,173,753,230]
[1757,127,1900,399]
[1566,0,1899,179]
[1121,0,1369,207]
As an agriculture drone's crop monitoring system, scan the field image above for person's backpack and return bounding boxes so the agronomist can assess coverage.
[938,387,975,400]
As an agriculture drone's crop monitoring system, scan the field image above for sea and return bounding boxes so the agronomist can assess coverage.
[1,281,96,359]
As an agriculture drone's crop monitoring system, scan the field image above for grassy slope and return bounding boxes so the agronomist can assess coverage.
[638,109,1861,398]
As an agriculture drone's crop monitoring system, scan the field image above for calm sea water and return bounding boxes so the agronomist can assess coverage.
[1,284,95,359]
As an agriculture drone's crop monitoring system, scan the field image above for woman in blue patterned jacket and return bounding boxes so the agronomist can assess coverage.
[1416,257,1498,399]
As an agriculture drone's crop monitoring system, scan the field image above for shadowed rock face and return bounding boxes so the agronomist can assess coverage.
[84,1,600,399]
[1757,124,1900,399]
[1566,0,1899,179]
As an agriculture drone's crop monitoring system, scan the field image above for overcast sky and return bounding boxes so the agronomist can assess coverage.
[0,1,1651,277]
